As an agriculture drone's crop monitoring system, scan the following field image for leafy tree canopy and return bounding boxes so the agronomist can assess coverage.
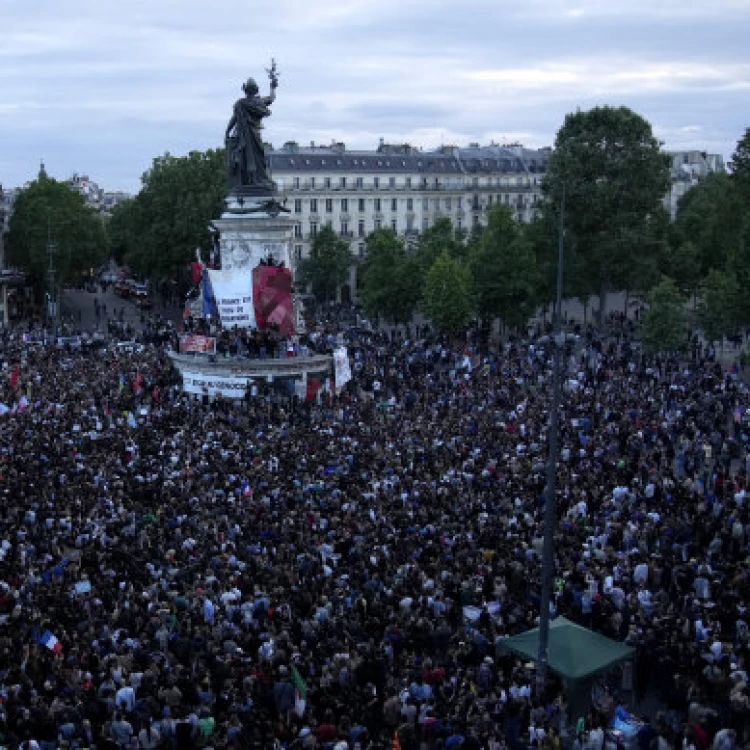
[413,217,466,273]
[542,106,670,304]
[359,228,421,325]
[640,276,687,355]
[729,126,750,198]
[672,172,745,276]
[6,176,108,296]
[470,205,538,330]
[107,149,226,280]
[297,224,353,303]
[422,250,474,336]
[700,269,741,345]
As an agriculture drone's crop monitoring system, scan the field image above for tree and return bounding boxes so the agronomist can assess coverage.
[297,224,353,303]
[413,217,465,274]
[6,176,108,297]
[359,228,421,324]
[672,172,745,277]
[107,149,226,280]
[470,205,538,331]
[729,126,750,198]
[700,269,741,347]
[422,251,473,336]
[640,277,687,355]
[661,240,702,304]
[542,106,671,319]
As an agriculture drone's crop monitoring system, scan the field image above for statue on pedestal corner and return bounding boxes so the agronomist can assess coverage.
[225,60,279,194]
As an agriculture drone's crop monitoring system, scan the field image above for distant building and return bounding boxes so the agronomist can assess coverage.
[268,140,550,300]
[664,150,725,219]
[66,173,131,214]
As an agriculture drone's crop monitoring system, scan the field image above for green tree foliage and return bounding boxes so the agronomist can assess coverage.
[413,217,465,273]
[297,224,353,303]
[359,228,421,324]
[700,269,741,345]
[542,106,670,313]
[640,277,687,354]
[107,149,226,279]
[469,205,538,330]
[730,126,750,198]
[672,172,745,276]
[422,251,474,336]
[6,176,108,296]
[661,240,702,302]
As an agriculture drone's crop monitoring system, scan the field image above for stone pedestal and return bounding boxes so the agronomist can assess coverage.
[214,193,295,272]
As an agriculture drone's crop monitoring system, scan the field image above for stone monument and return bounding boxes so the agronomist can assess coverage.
[214,59,294,274]
[167,61,330,400]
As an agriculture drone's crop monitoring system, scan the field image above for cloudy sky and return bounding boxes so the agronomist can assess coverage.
[1,0,748,193]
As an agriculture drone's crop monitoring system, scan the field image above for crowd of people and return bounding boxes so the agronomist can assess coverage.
[0,309,748,750]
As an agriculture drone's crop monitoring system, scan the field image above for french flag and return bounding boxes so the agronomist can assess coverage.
[241,480,252,498]
[39,630,63,654]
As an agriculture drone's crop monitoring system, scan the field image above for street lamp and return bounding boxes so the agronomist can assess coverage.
[537,185,565,690]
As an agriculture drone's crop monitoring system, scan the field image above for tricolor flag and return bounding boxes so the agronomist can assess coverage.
[39,630,63,654]
[291,664,307,717]
[392,730,402,750]
[241,480,252,498]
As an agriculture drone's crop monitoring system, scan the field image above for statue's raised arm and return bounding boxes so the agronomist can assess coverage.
[225,61,280,195]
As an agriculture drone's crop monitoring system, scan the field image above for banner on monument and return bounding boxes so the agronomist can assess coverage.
[181,370,251,399]
[253,266,294,336]
[179,335,216,354]
[333,347,352,391]
[207,269,255,328]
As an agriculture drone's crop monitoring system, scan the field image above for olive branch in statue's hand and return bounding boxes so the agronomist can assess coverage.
[266,58,279,90]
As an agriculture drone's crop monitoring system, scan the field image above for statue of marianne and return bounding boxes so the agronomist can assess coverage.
[225,60,279,192]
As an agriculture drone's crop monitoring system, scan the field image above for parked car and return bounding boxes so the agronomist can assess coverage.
[114,281,130,297]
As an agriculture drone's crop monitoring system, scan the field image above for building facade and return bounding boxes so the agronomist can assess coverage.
[664,150,725,219]
[268,141,550,298]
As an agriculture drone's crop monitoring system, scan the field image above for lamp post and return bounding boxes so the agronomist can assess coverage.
[46,213,58,333]
[537,186,565,690]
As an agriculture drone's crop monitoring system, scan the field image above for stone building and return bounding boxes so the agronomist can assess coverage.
[268,140,550,299]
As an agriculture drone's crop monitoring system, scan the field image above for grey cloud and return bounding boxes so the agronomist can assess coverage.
[1,0,747,192]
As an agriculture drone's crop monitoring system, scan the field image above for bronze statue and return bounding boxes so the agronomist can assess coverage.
[225,60,279,193]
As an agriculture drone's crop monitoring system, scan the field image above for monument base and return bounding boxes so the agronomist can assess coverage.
[214,192,294,272]
[169,351,332,400]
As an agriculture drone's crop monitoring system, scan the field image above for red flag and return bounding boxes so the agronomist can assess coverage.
[392,730,401,750]
[305,379,320,402]
[9,367,19,389]
[253,266,294,336]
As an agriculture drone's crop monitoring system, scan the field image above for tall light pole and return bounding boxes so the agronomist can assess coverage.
[537,185,565,690]
[46,213,58,333]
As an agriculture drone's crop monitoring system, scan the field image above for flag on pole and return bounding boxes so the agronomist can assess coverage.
[290,664,307,717]
[392,730,402,750]
[9,366,20,389]
[39,630,63,654]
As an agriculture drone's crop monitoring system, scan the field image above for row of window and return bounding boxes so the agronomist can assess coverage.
[293,214,481,241]
[293,193,536,215]
[283,174,537,190]
[294,197,431,214]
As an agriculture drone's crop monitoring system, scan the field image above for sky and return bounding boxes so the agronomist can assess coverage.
[1,0,748,194]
